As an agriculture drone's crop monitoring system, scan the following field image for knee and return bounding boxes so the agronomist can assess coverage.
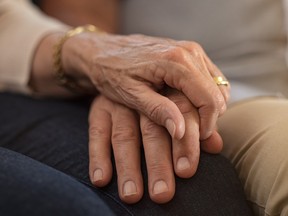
[218,98,288,215]
[218,98,288,162]
[247,149,288,216]
[264,153,288,216]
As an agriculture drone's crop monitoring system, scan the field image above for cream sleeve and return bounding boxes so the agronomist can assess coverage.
[0,0,68,94]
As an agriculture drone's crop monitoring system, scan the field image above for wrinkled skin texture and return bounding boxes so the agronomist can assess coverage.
[88,89,223,204]
[63,33,230,141]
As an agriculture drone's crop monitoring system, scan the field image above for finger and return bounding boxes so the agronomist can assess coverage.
[111,104,143,204]
[172,105,200,178]
[140,114,175,204]
[177,40,230,107]
[201,130,223,154]
[204,56,230,104]
[89,97,113,187]
[131,83,186,140]
[140,47,226,140]
[165,89,200,178]
[159,60,224,140]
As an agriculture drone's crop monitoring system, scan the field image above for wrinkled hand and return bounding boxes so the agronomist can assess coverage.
[64,34,229,141]
[88,91,223,204]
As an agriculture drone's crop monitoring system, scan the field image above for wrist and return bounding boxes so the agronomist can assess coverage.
[30,32,74,97]
[60,25,105,94]
[30,25,103,97]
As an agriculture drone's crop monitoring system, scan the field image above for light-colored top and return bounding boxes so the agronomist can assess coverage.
[121,0,288,102]
[0,0,288,102]
[0,0,65,93]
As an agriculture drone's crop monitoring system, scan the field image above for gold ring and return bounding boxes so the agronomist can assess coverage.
[213,76,229,86]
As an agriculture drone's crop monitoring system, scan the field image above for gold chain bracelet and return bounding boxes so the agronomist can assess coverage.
[53,25,103,94]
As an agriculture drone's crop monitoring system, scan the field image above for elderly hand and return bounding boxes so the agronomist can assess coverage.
[88,90,223,204]
[63,33,229,141]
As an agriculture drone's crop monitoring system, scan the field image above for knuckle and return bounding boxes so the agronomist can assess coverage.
[89,125,108,139]
[148,103,165,123]
[141,120,159,137]
[164,46,187,63]
[189,41,202,50]
[146,62,167,84]
[189,42,204,57]
[177,40,199,48]
[149,162,171,176]
[112,125,138,144]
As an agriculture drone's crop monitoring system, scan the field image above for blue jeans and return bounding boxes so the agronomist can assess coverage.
[0,93,252,215]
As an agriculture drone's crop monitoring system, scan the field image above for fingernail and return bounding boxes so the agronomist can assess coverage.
[123,180,137,196]
[177,157,190,171]
[153,180,168,195]
[165,119,176,138]
[93,169,103,182]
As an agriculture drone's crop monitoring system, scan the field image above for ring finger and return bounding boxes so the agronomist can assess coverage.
[176,41,230,104]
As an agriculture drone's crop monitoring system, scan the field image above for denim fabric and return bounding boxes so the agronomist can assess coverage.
[0,147,114,216]
[0,93,253,216]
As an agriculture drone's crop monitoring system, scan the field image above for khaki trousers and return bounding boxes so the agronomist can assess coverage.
[218,98,288,216]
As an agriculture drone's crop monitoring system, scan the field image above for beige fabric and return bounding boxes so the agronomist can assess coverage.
[219,98,288,216]
[0,0,67,94]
